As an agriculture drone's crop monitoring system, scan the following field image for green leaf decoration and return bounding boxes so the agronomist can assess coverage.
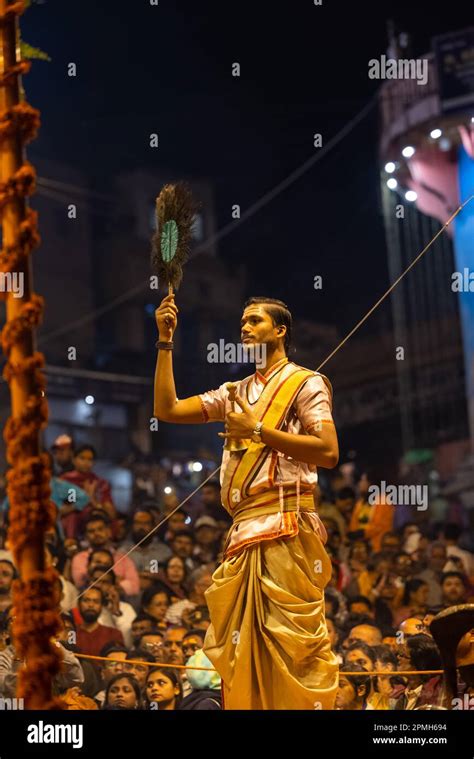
[161,220,178,263]
[20,41,51,62]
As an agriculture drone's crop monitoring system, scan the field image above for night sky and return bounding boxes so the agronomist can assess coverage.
[23,0,473,337]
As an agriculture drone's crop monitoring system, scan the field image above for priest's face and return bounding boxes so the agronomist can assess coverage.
[240,306,284,351]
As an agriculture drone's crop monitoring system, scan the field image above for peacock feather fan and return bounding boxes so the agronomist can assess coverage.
[150,182,199,292]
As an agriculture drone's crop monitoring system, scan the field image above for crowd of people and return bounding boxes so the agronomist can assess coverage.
[0,434,472,710]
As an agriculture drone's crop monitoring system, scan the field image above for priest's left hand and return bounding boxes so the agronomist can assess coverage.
[218,395,259,440]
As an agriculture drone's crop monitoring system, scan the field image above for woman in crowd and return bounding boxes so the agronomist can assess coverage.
[103,673,142,710]
[144,667,183,710]
[140,584,171,627]
[157,556,188,602]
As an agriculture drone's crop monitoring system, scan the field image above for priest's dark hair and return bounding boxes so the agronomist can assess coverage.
[243,297,292,354]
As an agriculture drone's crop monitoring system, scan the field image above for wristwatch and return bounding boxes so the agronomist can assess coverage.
[252,421,264,443]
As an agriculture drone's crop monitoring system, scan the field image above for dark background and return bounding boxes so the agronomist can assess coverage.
[23,0,473,333]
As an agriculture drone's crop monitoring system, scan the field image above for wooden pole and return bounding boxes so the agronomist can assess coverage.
[0,0,61,709]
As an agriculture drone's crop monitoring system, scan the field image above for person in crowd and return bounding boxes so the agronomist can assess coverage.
[137,629,166,662]
[93,643,129,706]
[182,629,205,661]
[0,560,15,614]
[140,584,171,627]
[103,673,142,709]
[441,572,469,607]
[124,649,155,692]
[344,623,383,648]
[88,568,136,648]
[380,532,402,558]
[162,625,187,666]
[393,579,429,627]
[157,555,188,602]
[45,543,78,613]
[195,480,232,530]
[169,530,200,572]
[438,523,474,579]
[0,607,84,697]
[415,542,447,606]
[166,566,213,625]
[120,506,172,579]
[179,649,222,710]
[130,614,155,648]
[349,467,394,551]
[192,517,221,565]
[50,434,75,475]
[335,665,371,710]
[366,645,403,710]
[392,633,443,709]
[75,587,124,657]
[71,514,139,597]
[60,445,117,521]
[144,667,183,710]
[344,641,376,672]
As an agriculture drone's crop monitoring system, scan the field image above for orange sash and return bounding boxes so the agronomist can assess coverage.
[221,363,315,514]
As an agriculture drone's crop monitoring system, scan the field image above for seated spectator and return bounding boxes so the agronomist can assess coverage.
[112,515,129,547]
[124,649,155,691]
[45,544,78,613]
[393,552,415,581]
[182,630,205,662]
[145,667,183,710]
[348,596,374,619]
[157,556,188,602]
[393,579,429,628]
[103,673,141,710]
[51,434,75,475]
[392,633,442,709]
[140,584,171,627]
[335,665,371,710]
[166,566,213,625]
[334,485,357,534]
[344,641,376,671]
[438,523,474,579]
[137,629,165,662]
[367,645,402,709]
[88,568,136,648]
[60,444,117,522]
[187,605,211,631]
[179,649,222,710]
[398,616,428,639]
[71,514,139,598]
[326,616,343,664]
[120,506,172,582]
[380,532,402,558]
[349,468,394,551]
[0,560,15,614]
[0,607,83,697]
[130,614,155,649]
[162,625,187,666]
[441,572,468,608]
[344,623,383,648]
[94,643,129,706]
[169,530,199,573]
[193,517,220,565]
[195,480,232,531]
[415,542,447,606]
[74,587,125,657]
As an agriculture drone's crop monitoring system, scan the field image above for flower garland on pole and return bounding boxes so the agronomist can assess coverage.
[0,0,62,709]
